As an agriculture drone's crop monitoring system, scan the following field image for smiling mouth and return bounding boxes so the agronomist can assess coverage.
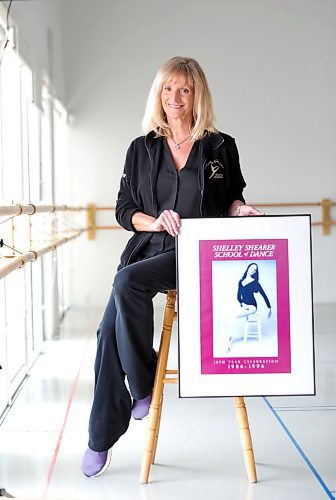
[168,104,183,109]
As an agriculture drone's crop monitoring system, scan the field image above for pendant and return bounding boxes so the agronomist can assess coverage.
[175,144,180,150]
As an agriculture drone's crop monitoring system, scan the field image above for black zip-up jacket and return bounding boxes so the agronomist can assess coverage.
[115,131,246,268]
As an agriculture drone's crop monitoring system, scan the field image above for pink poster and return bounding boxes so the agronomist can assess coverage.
[199,239,290,375]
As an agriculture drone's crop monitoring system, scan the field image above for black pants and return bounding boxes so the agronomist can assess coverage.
[88,250,176,451]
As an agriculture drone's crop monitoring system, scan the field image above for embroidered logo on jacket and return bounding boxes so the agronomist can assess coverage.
[205,159,225,179]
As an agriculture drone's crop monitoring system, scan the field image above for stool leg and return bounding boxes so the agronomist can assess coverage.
[140,291,176,484]
[151,393,164,464]
[233,396,257,483]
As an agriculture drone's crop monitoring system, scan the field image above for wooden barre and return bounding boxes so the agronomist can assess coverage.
[87,199,335,238]
[0,229,86,279]
[87,200,336,211]
[1,200,334,218]
[0,204,87,217]
[251,201,336,207]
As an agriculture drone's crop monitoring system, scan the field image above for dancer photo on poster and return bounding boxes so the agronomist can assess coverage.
[212,259,276,358]
[199,239,291,375]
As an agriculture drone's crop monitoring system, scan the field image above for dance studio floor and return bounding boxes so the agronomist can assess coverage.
[0,303,335,499]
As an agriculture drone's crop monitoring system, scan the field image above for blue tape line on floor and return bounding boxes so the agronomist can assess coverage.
[263,397,334,499]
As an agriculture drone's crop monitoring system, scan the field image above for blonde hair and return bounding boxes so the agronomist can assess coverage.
[142,57,217,141]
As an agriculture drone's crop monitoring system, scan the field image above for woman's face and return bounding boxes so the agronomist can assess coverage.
[248,264,257,276]
[161,73,194,124]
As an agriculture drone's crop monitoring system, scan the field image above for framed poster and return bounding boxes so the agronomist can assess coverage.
[177,215,315,398]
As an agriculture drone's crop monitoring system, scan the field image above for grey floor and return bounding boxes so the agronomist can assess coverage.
[0,303,335,500]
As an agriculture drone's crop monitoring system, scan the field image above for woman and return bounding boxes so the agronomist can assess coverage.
[225,263,271,353]
[237,263,271,315]
[81,56,263,477]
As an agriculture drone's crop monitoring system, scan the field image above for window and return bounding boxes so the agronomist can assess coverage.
[0,13,70,417]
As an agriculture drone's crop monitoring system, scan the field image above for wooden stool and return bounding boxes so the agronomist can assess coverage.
[140,290,257,484]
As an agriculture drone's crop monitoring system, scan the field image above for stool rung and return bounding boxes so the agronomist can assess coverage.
[163,377,178,384]
[166,369,178,374]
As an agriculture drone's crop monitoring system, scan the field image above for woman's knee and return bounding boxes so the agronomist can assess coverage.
[113,266,137,297]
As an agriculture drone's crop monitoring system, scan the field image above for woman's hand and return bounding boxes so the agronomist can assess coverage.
[151,209,181,236]
[131,210,180,234]
[229,200,264,217]
[237,204,264,216]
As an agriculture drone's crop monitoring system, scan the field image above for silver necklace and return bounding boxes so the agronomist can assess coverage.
[170,135,190,150]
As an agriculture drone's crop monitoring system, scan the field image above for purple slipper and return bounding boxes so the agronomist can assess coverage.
[81,448,112,477]
[131,393,152,420]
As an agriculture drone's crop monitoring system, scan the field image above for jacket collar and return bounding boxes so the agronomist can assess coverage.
[145,130,225,150]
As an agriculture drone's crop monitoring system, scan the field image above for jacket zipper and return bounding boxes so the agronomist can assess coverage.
[144,140,158,217]
[199,141,204,216]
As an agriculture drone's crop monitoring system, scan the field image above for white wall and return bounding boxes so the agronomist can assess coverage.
[63,0,336,306]
[3,0,335,305]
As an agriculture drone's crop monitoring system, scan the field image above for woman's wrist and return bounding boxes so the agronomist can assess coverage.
[131,212,157,232]
[236,204,245,216]
[229,200,245,216]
